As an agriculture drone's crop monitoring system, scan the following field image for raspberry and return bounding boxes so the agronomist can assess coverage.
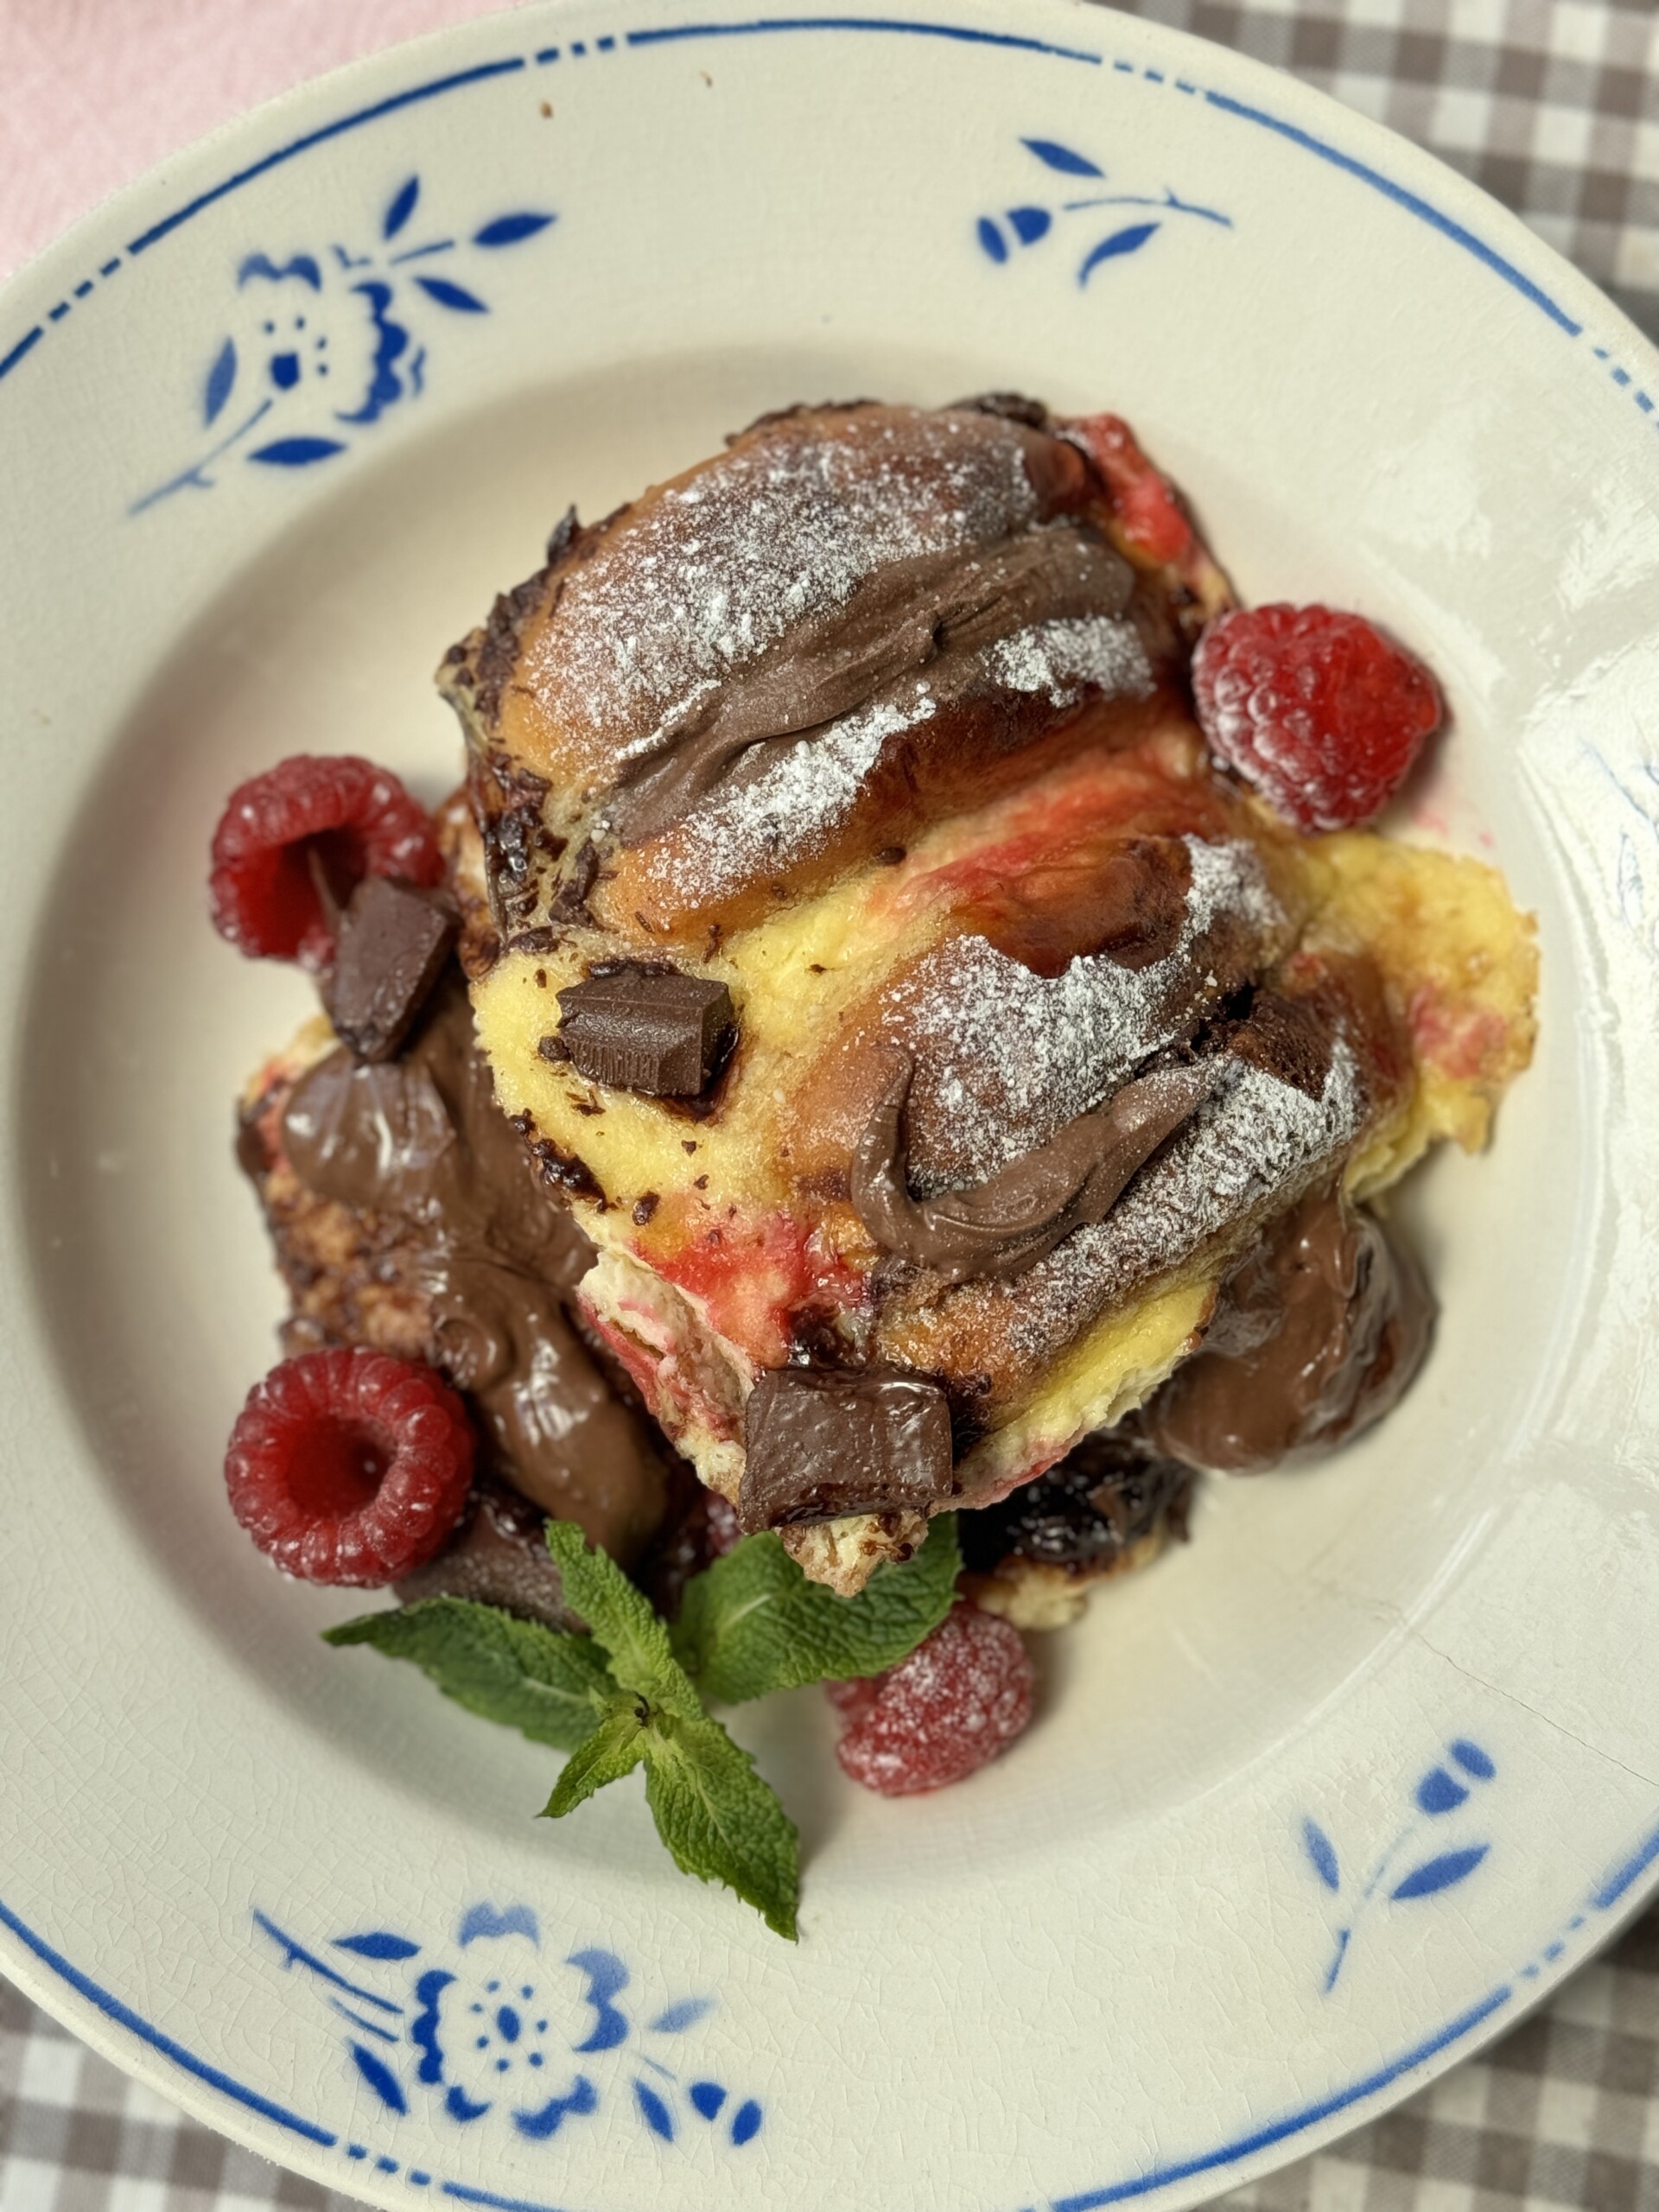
[824,1675,880,1718]
[1068,412,1193,566]
[1192,605,1442,833]
[832,1603,1034,1796]
[209,754,442,969]
[224,1348,474,1585]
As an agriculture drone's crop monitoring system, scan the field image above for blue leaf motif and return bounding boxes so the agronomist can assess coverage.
[203,339,237,426]
[333,1931,421,1961]
[690,2080,728,2120]
[976,216,1008,264]
[1301,1818,1340,1892]
[650,1999,714,2033]
[1416,1766,1470,1815]
[247,436,346,467]
[633,2080,675,2139]
[474,212,556,247]
[1078,222,1160,285]
[731,2098,763,2145]
[348,2041,408,2113]
[384,176,421,239]
[1020,137,1104,178]
[1451,1739,1497,1781]
[1391,1844,1490,1901]
[1008,206,1052,245]
[414,274,489,315]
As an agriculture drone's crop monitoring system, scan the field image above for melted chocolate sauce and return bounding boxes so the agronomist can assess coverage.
[1141,1185,1433,1473]
[281,976,670,1561]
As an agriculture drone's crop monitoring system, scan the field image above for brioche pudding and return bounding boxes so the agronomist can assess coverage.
[213,395,1535,1931]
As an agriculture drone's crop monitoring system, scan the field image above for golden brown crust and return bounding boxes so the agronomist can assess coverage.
[439,402,1220,953]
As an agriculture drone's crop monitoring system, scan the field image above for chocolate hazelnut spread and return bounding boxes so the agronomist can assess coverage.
[606,517,1141,845]
[1141,1185,1433,1473]
[851,1051,1217,1283]
[281,975,670,1560]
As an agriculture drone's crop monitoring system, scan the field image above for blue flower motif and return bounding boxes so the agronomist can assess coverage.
[1300,1739,1498,1992]
[252,1901,765,2153]
[976,135,1230,289]
[132,175,556,513]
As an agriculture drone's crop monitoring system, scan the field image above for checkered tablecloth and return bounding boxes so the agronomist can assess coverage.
[3,3,1657,2209]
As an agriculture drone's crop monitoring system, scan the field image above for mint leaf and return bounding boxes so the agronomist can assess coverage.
[542,1694,648,1818]
[672,1514,962,1704]
[543,1521,702,1719]
[644,1708,800,1940]
[325,1598,612,1751]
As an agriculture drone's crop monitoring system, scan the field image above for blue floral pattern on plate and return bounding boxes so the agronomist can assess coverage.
[976,137,1230,286]
[131,174,555,512]
[253,1901,763,2150]
[1303,1737,1498,1991]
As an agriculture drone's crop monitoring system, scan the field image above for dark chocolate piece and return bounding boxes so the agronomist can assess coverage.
[556,963,734,1097]
[548,837,601,923]
[324,875,457,1063]
[395,1480,581,1631]
[738,1363,956,1531]
[545,504,581,565]
[953,391,1050,428]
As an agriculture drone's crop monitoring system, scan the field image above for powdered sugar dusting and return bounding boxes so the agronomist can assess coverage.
[639,611,1155,906]
[531,411,1041,758]
[985,615,1152,706]
[893,836,1287,1192]
[646,685,937,902]
[1003,1041,1365,1362]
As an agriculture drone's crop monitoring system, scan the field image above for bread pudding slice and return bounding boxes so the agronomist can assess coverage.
[438,399,1537,1594]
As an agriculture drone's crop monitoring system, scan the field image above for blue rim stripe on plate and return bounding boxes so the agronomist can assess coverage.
[1592,1823,1659,1910]
[624,16,1101,61]
[1199,86,1580,335]
[0,1891,337,2148]
[3,10,1640,400]
[1049,1986,1513,2210]
[8,1861,1654,2209]
[124,59,528,256]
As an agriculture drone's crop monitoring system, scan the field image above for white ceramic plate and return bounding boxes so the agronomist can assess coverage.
[4,5,1659,2207]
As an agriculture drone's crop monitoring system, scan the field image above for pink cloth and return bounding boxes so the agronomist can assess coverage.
[0,0,517,282]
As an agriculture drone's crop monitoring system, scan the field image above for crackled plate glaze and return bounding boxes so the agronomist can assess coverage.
[3,4,1658,2208]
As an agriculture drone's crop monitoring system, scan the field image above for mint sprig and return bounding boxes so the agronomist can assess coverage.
[327,1509,958,1939]
[671,1514,960,1703]
[541,1521,799,1939]
[543,1692,648,1816]
[323,1596,612,1751]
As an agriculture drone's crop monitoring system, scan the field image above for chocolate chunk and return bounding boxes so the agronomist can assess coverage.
[545,504,581,565]
[952,391,1050,428]
[548,838,601,923]
[394,1480,581,1631]
[738,1364,956,1532]
[323,875,457,1063]
[556,963,734,1097]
